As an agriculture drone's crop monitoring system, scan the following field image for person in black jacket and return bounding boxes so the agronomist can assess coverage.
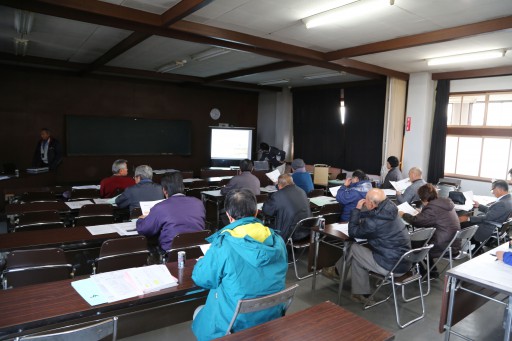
[115,165,164,211]
[261,173,311,241]
[258,142,286,169]
[324,188,411,304]
[32,128,63,170]
[380,156,402,189]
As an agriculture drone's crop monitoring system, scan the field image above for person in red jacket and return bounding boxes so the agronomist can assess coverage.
[99,159,135,198]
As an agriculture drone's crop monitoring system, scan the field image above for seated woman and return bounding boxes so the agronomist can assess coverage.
[136,171,206,252]
[399,183,461,277]
[335,169,372,222]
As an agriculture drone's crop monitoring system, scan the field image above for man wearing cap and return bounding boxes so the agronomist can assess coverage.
[291,158,314,194]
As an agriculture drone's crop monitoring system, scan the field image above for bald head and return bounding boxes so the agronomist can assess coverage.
[277,173,294,189]
[408,167,423,181]
[366,188,386,207]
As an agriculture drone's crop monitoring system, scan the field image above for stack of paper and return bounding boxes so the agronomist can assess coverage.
[85,221,137,236]
[65,200,93,210]
[71,265,178,305]
[329,185,341,197]
[265,169,281,183]
[309,196,337,207]
[72,185,100,190]
[331,223,366,242]
[390,178,411,192]
[382,189,396,196]
[139,199,165,216]
[397,202,419,216]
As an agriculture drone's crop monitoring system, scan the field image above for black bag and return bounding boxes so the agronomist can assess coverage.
[449,191,465,205]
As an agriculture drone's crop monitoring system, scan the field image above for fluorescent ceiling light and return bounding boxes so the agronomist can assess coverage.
[13,37,29,56]
[156,60,187,73]
[258,79,289,86]
[302,0,392,29]
[427,50,507,66]
[304,71,345,80]
[191,48,232,62]
[14,10,34,36]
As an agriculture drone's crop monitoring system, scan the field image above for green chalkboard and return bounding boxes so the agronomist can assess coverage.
[66,115,192,156]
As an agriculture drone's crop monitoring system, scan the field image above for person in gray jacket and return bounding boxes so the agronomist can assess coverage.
[220,159,260,195]
[115,165,164,211]
[396,167,426,204]
[324,189,411,304]
[380,156,402,189]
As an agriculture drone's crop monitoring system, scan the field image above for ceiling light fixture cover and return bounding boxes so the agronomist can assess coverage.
[191,47,232,62]
[302,0,392,29]
[304,71,345,80]
[156,60,187,73]
[427,50,507,66]
[14,10,34,36]
[258,79,289,86]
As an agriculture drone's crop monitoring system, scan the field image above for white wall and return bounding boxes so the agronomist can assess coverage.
[402,72,435,178]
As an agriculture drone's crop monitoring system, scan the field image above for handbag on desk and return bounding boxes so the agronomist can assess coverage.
[449,191,465,205]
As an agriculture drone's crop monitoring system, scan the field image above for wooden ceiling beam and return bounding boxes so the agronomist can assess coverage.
[333,59,409,80]
[432,66,512,80]
[326,15,512,60]
[205,61,302,82]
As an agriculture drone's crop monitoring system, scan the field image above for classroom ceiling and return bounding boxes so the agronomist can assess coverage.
[0,0,511,91]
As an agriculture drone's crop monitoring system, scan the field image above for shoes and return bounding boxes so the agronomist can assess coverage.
[322,266,340,281]
[351,294,376,306]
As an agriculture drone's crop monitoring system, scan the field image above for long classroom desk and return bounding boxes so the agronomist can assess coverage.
[0,261,206,340]
[218,301,394,341]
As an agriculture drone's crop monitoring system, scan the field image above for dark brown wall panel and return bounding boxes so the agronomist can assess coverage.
[0,68,258,184]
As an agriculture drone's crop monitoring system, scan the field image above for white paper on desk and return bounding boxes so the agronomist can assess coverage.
[397,202,419,216]
[331,223,366,242]
[261,185,277,193]
[65,200,93,210]
[199,244,211,256]
[329,185,341,197]
[390,178,411,192]
[473,195,496,206]
[93,198,111,204]
[309,196,337,207]
[112,221,138,236]
[383,189,396,196]
[71,278,108,306]
[72,185,100,190]
[152,169,179,175]
[126,265,178,294]
[140,199,164,216]
[266,169,280,183]
[257,203,263,210]
[183,178,203,183]
[201,189,222,196]
[454,191,474,211]
[0,175,10,181]
[91,269,143,302]
[86,224,118,235]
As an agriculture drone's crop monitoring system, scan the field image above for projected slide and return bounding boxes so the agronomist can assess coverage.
[211,128,253,160]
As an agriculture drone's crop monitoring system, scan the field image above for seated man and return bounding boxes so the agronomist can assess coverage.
[191,189,287,341]
[259,142,286,169]
[136,171,205,252]
[325,189,411,304]
[460,180,512,246]
[99,159,136,198]
[291,158,314,194]
[220,159,260,195]
[336,169,372,222]
[380,156,402,189]
[115,165,164,211]
[396,167,426,204]
[262,173,311,241]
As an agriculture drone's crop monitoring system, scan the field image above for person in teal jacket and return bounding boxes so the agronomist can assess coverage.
[191,189,288,341]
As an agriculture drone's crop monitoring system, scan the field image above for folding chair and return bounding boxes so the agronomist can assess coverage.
[427,225,479,278]
[1,248,74,289]
[225,284,299,335]
[318,203,341,215]
[321,212,341,224]
[436,184,457,198]
[488,217,512,247]
[255,194,269,204]
[92,236,149,274]
[69,189,100,201]
[364,245,434,329]
[287,217,323,280]
[437,177,461,190]
[410,227,435,248]
[161,230,211,263]
[307,189,324,198]
[14,316,118,341]
[74,204,115,226]
[20,191,57,203]
[130,207,142,219]
[15,211,64,232]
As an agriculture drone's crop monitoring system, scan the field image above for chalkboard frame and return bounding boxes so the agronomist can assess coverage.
[66,115,192,156]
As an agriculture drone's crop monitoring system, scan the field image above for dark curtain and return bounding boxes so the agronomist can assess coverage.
[292,88,344,167]
[427,80,450,184]
[343,82,386,174]
[292,82,386,175]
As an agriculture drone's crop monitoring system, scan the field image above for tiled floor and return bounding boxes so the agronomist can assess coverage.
[120,254,509,341]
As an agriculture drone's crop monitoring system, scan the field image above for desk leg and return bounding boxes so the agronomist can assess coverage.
[312,230,320,291]
[444,276,457,341]
[505,296,512,341]
[337,241,348,305]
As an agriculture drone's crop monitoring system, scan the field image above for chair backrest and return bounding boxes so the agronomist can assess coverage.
[409,227,436,247]
[15,316,118,341]
[186,187,210,199]
[2,248,73,289]
[69,189,100,201]
[16,211,64,232]
[321,212,341,225]
[289,216,322,242]
[187,180,208,188]
[307,189,324,198]
[226,284,299,335]
[319,203,341,215]
[164,230,211,262]
[456,224,479,242]
[18,202,66,214]
[436,184,457,198]
[74,215,114,227]
[21,191,57,203]
[500,217,512,235]
[313,164,329,186]
[438,177,461,189]
[219,178,231,186]
[95,236,149,274]
[400,244,434,265]
[255,194,268,204]
[79,204,114,216]
[130,207,143,219]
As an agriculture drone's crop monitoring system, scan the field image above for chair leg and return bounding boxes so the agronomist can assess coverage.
[396,276,427,329]
[290,246,312,280]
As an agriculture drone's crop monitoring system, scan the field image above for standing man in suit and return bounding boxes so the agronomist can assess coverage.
[262,173,311,241]
[460,180,512,246]
[32,128,62,170]
[115,165,164,211]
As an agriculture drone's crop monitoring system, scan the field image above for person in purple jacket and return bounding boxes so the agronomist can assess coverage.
[496,251,512,265]
[136,171,206,252]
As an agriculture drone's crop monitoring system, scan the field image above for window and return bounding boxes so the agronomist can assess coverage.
[444,92,512,180]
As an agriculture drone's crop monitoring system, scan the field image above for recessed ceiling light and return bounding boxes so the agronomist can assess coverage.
[427,50,507,66]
